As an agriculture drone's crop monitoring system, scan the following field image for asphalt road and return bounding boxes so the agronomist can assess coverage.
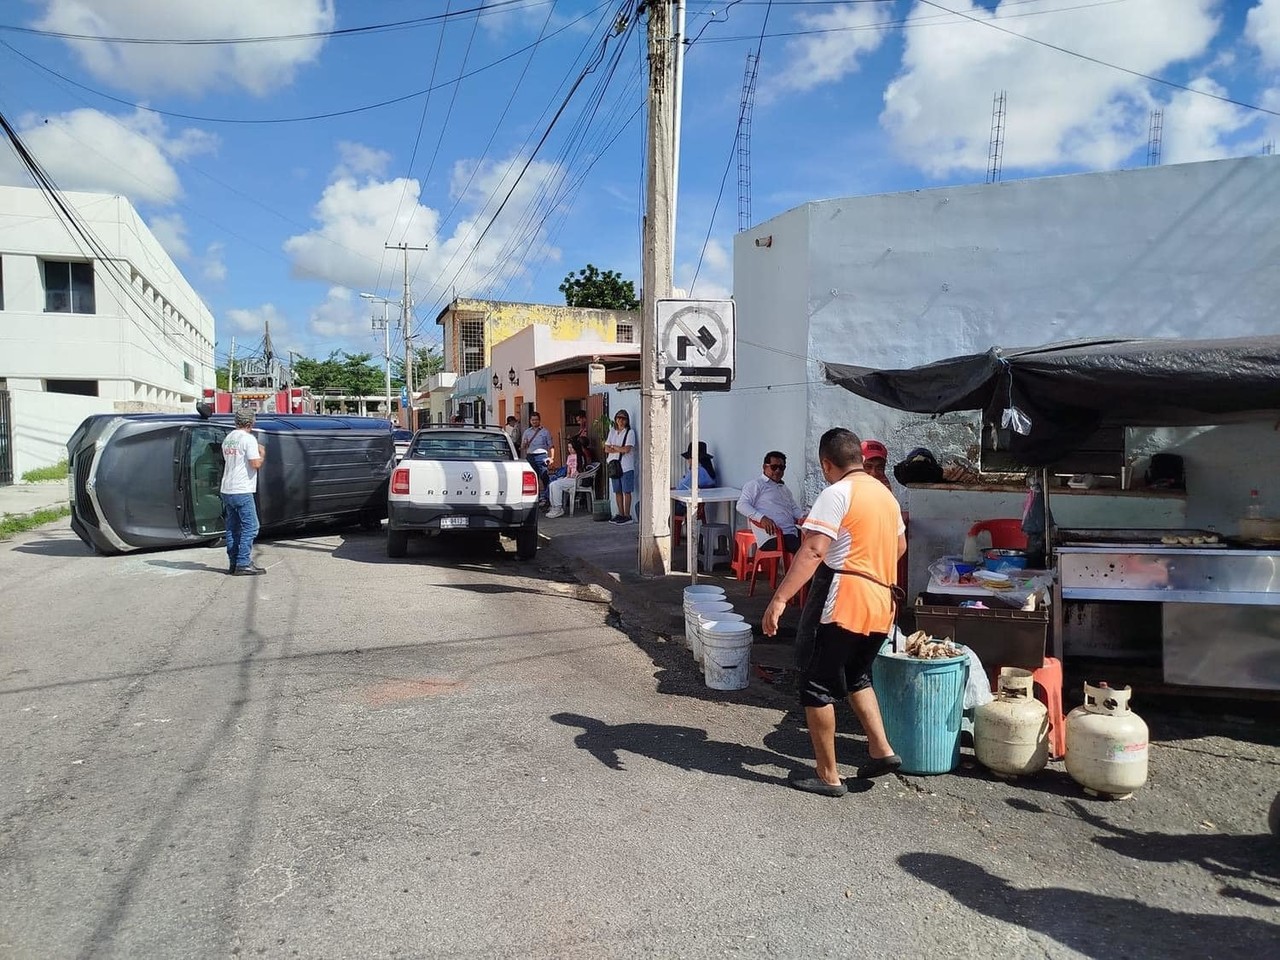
[1,520,1277,959]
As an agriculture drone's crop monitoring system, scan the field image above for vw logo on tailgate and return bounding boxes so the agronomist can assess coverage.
[461,471,474,483]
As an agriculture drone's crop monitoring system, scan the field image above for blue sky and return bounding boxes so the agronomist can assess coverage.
[1,0,1277,368]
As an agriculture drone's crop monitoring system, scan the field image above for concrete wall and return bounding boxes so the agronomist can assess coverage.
[698,207,813,503]
[0,186,217,472]
[726,155,1280,529]
[7,388,108,478]
[437,298,638,374]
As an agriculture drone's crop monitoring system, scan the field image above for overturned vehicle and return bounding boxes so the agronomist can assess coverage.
[67,411,394,554]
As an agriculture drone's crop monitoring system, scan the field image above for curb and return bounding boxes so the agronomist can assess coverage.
[537,538,797,709]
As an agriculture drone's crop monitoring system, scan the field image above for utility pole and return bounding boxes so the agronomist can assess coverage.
[228,337,236,404]
[639,0,676,577]
[362,293,396,419]
[386,242,429,429]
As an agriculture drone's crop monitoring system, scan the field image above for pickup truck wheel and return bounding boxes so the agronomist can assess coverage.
[515,528,538,560]
[387,528,409,558]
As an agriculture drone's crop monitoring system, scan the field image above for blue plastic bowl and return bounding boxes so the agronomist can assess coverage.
[987,556,1028,573]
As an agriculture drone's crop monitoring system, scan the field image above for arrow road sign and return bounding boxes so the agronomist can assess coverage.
[656,299,735,378]
[664,366,732,392]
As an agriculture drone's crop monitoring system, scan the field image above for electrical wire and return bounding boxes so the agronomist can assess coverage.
[0,1,546,45]
[915,0,1280,118]
[0,6,604,126]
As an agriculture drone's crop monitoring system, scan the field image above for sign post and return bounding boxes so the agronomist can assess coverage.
[657,299,735,584]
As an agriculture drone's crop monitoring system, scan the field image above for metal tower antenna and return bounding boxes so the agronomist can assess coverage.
[737,52,759,232]
[1147,109,1163,167]
[986,91,1006,184]
[1263,140,1275,156]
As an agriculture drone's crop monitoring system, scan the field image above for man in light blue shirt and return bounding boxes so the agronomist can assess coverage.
[737,450,805,552]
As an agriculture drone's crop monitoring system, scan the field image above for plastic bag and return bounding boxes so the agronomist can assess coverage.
[963,646,994,710]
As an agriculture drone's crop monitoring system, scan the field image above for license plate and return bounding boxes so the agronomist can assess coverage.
[440,516,469,529]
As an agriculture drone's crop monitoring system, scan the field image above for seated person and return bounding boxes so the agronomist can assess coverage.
[545,438,587,518]
[673,441,717,516]
[862,438,891,488]
[737,450,805,552]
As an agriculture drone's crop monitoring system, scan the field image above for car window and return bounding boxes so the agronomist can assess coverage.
[408,432,512,461]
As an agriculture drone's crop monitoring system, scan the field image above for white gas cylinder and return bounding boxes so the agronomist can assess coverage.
[974,668,1049,777]
[1065,682,1149,799]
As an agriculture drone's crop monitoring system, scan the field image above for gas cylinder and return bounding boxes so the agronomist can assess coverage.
[1065,682,1149,799]
[974,668,1049,778]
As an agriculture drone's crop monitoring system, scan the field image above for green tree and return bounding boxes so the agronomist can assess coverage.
[215,366,229,390]
[560,264,640,310]
[291,351,386,395]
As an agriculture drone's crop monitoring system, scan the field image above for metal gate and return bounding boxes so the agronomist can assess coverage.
[0,388,12,485]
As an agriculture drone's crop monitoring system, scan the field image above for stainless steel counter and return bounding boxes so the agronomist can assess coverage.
[1058,545,1280,605]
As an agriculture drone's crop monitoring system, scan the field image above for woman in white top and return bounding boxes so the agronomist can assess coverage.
[604,409,637,524]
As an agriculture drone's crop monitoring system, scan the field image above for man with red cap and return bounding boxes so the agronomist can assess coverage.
[862,439,890,488]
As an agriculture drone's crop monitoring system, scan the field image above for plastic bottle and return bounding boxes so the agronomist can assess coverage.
[1247,489,1263,520]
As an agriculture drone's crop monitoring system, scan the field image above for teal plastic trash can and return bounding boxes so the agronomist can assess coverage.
[872,646,969,775]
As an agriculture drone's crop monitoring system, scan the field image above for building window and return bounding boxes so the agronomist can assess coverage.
[616,321,634,344]
[43,260,96,314]
[460,318,485,374]
[183,362,195,383]
[45,379,99,397]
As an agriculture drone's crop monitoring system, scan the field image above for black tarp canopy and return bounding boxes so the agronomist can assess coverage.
[823,335,1280,466]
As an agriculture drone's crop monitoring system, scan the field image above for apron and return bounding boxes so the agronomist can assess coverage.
[793,564,904,673]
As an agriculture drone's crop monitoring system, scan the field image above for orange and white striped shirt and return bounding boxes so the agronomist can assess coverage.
[801,472,904,635]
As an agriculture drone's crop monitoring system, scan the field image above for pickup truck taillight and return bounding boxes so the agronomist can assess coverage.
[522,471,539,497]
[391,467,410,495]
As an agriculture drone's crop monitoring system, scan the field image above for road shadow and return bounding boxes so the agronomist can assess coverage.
[142,558,228,575]
[900,852,1280,958]
[12,535,94,557]
[551,712,822,790]
[1066,800,1280,888]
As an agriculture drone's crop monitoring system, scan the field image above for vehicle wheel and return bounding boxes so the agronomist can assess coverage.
[387,528,409,558]
[515,527,538,560]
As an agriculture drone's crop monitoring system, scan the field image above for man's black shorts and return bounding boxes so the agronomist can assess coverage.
[797,622,887,708]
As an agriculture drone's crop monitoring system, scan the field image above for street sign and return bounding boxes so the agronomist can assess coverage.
[663,366,732,392]
[656,299,735,388]
[400,385,409,406]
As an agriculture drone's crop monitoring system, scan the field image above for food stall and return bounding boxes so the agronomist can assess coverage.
[824,334,1280,692]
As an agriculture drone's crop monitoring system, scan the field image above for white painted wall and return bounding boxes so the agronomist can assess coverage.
[7,389,106,478]
[1,186,217,472]
[727,155,1280,531]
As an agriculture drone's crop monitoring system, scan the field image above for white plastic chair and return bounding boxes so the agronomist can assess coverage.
[569,462,601,515]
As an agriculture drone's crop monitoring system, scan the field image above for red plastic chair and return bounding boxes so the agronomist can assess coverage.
[1031,656,1067,760]
[672,503,706,545]
[748,544,785,595]
[967,518,1027,550]
[731,530,757,580]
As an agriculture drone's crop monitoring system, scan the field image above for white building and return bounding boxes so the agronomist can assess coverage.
[697,156,1280,588]
[0,186,215,479]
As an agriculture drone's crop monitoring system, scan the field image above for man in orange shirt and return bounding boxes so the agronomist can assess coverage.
[763,428,906,796]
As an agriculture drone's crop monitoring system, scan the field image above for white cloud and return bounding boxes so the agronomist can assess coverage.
[202,242,227,282]
[1248,0,1280,68]
[283,149,564,310]
[333,141,391,179]
[309,286,375,342]
[1160,76,1254,163]
[880,0,1223,176]
[33,0,335,97]
[148,213,190,260]
[679,238,732,301]
[775,1,895,94]
[225,303,287,335]
[0,107,215,204]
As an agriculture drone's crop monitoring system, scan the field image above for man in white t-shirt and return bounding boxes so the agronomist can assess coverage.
[221,408,266,576]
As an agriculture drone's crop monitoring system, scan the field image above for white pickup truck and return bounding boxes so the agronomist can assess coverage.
[386,427,540,560]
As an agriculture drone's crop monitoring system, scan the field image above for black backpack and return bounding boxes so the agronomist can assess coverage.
[893,447,944,485]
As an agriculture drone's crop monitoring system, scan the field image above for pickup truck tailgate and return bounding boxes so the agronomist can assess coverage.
[402,461,531,506]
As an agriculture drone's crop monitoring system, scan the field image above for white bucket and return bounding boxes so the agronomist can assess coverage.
[682,585,725,612]
[694,611,745,667]
[684,600,733,651]
[702,620,754,691]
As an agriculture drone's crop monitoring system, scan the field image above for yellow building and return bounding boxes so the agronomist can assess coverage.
[434,298,637,376]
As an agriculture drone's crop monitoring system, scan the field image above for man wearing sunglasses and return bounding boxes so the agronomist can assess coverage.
[737,450,805,553]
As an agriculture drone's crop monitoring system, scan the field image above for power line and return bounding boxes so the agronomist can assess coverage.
[916,0,1280,119]
[0,1,546,45]
[0,6,606,126]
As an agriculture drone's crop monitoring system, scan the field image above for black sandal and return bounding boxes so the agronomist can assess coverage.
[856,754,903,779]
[788,775,848,797]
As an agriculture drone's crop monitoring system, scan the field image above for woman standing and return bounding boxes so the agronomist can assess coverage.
[604,410,637,524]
